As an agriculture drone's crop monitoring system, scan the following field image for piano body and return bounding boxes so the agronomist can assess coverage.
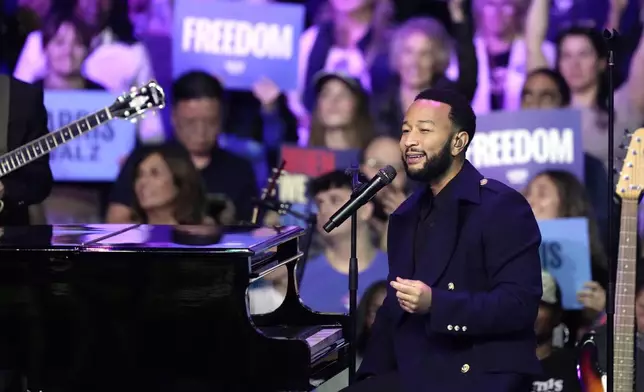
[0,224,349,392]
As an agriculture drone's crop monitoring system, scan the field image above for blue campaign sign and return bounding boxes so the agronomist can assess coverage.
[173,0,304,90]
[466,108,584,191]
[538,217,592,310]
[44,90,137,182]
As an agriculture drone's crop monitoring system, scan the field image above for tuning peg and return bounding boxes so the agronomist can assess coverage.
[130,118,138,123]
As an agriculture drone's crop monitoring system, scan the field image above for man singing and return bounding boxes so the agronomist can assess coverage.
[343,89,543,392]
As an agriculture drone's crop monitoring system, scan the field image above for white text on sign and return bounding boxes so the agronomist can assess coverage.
[466,127,574,167]
[181,17,294,59]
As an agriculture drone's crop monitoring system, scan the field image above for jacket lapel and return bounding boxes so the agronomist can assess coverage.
[387,190,423,280]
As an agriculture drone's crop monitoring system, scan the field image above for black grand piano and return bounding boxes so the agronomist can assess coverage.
[0,223,349,392]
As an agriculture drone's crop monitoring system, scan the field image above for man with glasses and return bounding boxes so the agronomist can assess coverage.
[106,71,258,224]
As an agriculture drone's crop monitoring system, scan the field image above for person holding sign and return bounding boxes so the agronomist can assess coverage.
[524,170,608,342]
[0,75,53,226]
[345,89,542,392]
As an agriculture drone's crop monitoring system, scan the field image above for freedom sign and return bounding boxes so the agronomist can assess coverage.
[465,108,584,190]
[279,146,360,227]
[44,91,137,182]
[173,0,304,90]
[538,217,592,310]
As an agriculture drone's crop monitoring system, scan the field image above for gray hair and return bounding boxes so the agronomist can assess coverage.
[389,17,453,76]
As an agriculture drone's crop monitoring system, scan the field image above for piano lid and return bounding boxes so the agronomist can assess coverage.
[0,224,304,254]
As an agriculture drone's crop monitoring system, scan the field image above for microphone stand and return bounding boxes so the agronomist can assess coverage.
[603,28,618,392]
[346,165,362,385]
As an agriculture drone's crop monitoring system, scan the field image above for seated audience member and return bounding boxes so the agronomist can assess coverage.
[373,0,478,136]
[316,280,388,392]
[359,136,410,250]
[130,145,211,224]
[14,0,164,142]
[520,68,609,244]
[288,0,393,128]
[307,73,374,149]
[590,282,644,389]
[524,170,608,343]
[298,170,388,314]
[533,270,582,392]
[107,71,259,224]
[35,13,105,90]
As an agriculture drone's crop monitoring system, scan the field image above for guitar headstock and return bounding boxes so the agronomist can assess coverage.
[616,128,644,200]
[109,81,166,122]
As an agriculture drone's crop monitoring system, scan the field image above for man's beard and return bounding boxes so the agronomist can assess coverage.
[402,139,453,183]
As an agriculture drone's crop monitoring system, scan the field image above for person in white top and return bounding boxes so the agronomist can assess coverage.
[14,0,164,143]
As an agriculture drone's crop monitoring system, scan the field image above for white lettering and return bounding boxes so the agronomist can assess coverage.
[181,16,294,60]
[278,173,308,204]
[466,128,574,167]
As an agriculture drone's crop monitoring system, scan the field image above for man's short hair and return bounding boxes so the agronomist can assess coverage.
[172,71,224,103]
[414,88,476,149]
[307,170,367,199]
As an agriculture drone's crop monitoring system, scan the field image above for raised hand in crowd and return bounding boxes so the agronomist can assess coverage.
[606,0,628,30]
[576,280,606,314]
[252,77,282,114]
[447,0,466,23]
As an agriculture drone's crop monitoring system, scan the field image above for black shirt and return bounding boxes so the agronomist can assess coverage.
[413,178,456,274]
[109,143,259,222]
[532,348,581,392]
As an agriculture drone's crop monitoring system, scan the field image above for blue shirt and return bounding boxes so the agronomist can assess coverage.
[298,250,389,314]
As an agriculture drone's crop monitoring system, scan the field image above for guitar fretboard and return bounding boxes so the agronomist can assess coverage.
[0,107,111,178]
[614,199,639,392]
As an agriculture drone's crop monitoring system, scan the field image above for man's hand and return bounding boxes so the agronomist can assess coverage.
[391,277,432,314]
[0,181,5,199]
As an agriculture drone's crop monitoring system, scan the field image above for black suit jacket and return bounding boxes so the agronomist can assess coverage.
[1,77,52,225]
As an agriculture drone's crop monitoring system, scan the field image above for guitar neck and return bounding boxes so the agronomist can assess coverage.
[0,107,111,178]
[614,198,639,392]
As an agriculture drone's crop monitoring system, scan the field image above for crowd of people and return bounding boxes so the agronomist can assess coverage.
[2,0,644,390]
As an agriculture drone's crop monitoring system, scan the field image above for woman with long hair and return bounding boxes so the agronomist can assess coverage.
[129,145,211,225]
[307,73,374,150]
[524,169,608,344]
[287,0,394,128]
[373,0,478,137]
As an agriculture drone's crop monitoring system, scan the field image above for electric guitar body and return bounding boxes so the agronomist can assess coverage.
[578,127,644,392]
[578,332,607,392]
[0,81,165,213]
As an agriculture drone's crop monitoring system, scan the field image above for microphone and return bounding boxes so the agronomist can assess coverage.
[323,165,397,233]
